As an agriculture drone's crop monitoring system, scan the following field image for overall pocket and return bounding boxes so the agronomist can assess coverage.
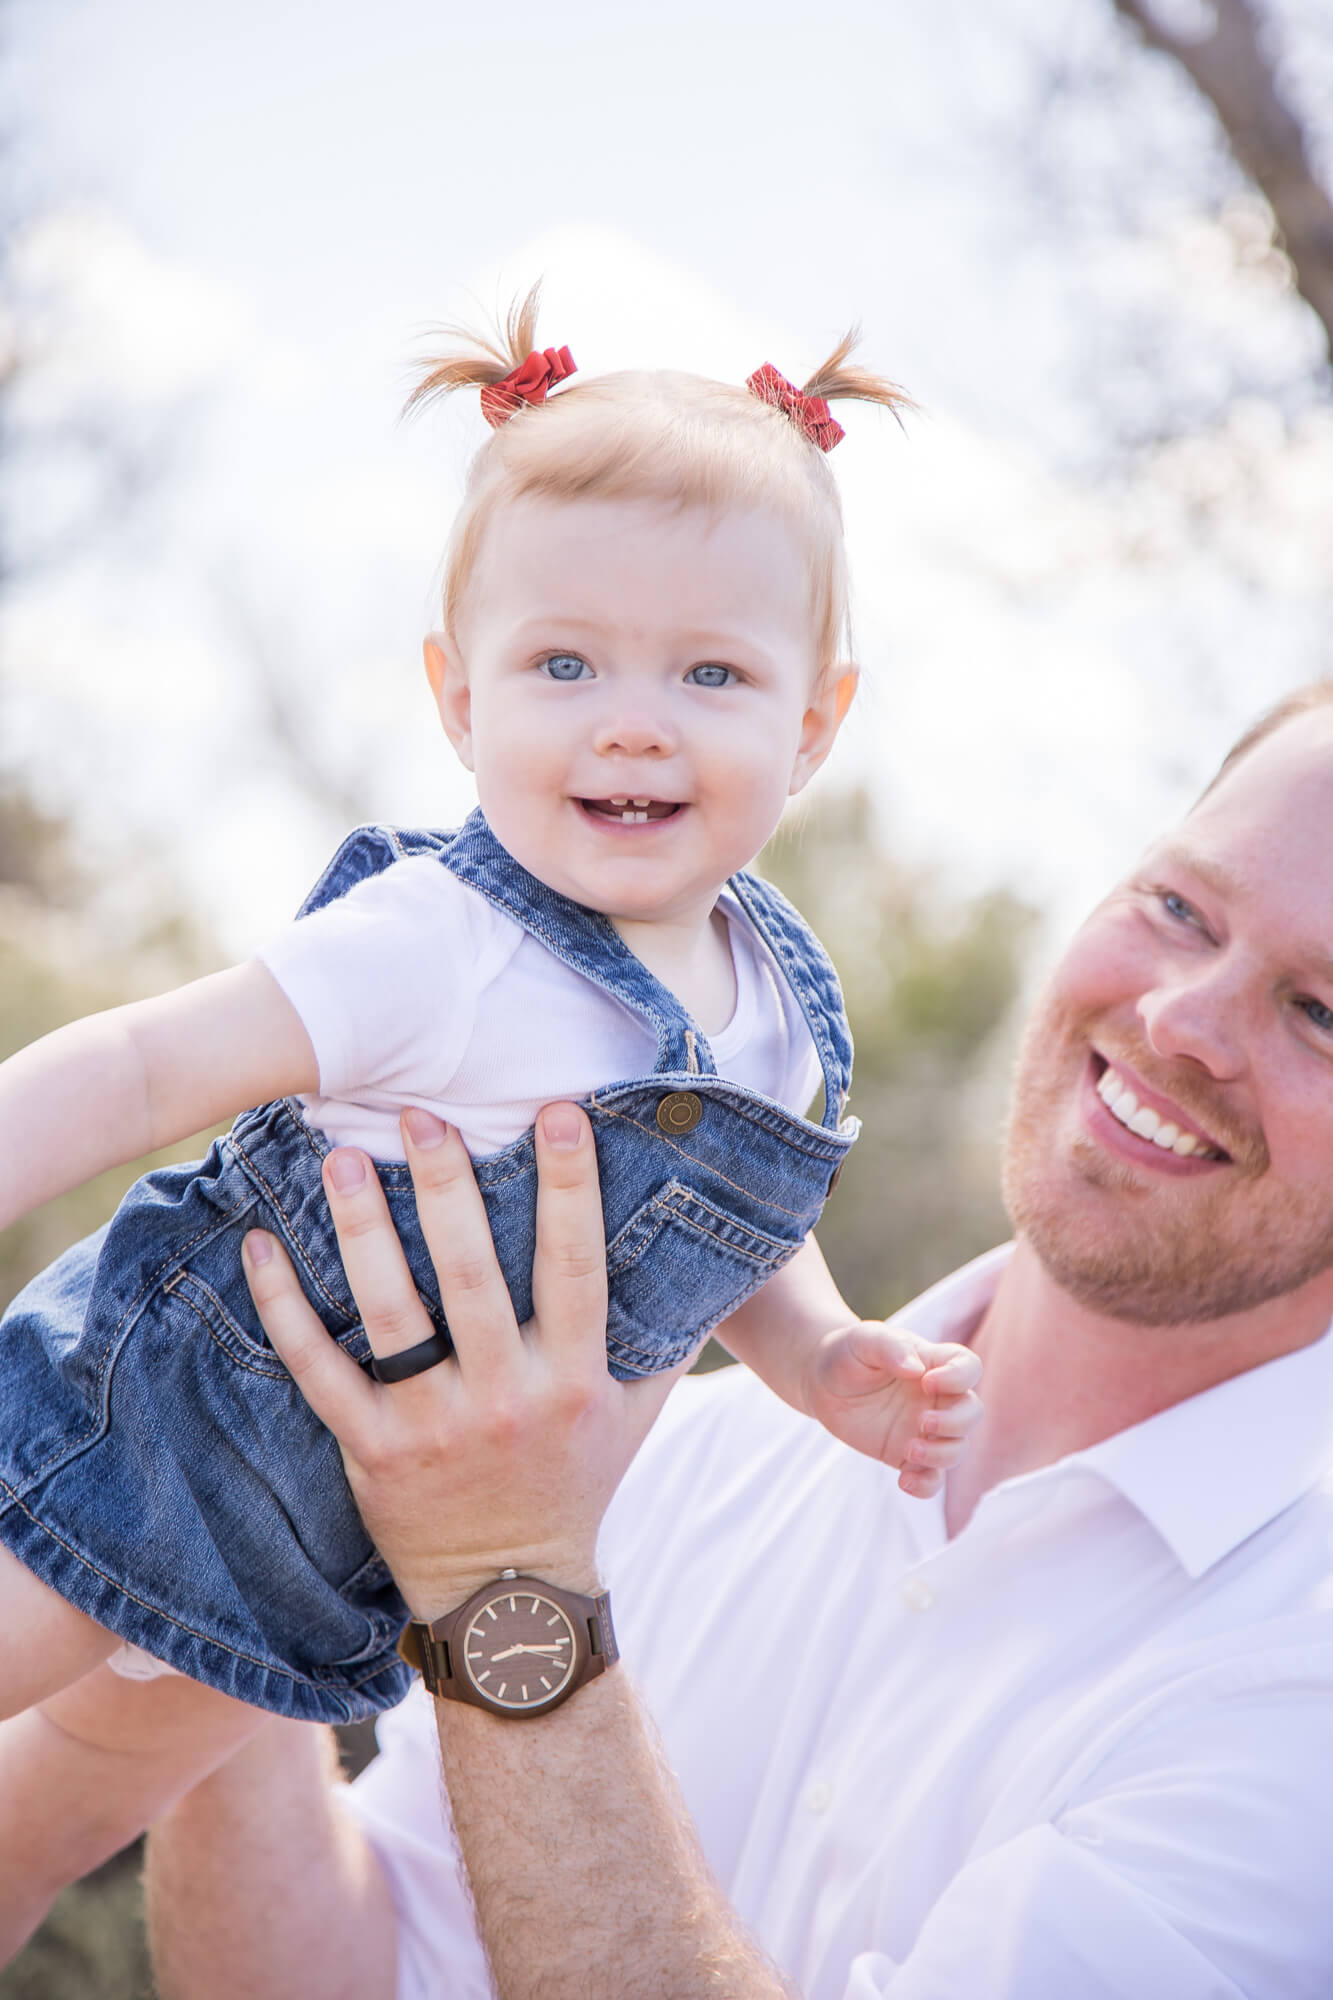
[604,1179,798,1376]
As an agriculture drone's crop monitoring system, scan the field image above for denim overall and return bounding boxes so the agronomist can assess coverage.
[0,812,857,1722]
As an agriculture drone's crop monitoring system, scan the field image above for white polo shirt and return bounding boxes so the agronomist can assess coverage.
[342,1246,1333,2000]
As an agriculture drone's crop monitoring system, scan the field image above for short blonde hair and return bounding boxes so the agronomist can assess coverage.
[405,286,913,674]
[1199,680,1333,801]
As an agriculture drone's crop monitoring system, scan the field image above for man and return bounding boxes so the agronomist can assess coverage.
[147,685,1333,1998]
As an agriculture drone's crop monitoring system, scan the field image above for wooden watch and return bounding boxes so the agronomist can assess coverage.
[398,1569,618,1718]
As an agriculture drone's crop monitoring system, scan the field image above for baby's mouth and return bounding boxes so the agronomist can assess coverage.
[580,796,683,825]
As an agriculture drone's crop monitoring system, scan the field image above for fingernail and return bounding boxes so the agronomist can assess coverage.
[540,1103,582,1151]
[326,1149,367,1193]
[403,1107,447,1149]
[244,1230,272,1266]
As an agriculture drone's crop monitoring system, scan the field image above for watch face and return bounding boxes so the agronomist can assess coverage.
[462,1587,580,1712]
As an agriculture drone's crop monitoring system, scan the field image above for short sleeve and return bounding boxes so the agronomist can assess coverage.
[257,855,518,1100]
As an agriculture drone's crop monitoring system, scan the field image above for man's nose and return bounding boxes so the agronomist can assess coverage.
[1136,964,1247,1081]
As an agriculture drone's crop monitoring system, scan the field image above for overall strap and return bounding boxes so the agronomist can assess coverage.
[724,868,854,1131]
[296,823,459,916]
[301,812,716,1078]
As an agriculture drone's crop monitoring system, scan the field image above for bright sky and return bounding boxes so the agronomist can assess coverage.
[7,0,1332,958]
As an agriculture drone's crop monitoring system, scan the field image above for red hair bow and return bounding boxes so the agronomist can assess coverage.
[481,345,577,427]
[746,362,844,453]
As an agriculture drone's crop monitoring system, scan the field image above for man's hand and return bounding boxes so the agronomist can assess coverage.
[241,1101,681,1620]
[801,1323,982,1496]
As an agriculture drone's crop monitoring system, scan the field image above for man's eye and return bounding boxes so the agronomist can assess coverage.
[539,654,592,682]
[1299,997,1333,1034]
[1161,890,1199,925]
[684,663,737,689]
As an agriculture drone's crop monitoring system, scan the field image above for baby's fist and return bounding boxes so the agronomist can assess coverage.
[804,1322,982,1497]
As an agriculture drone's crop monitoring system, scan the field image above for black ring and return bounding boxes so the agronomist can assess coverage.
[370,1329,453,1384]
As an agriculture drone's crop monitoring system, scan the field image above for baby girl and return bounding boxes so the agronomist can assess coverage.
[0,291,981,1953]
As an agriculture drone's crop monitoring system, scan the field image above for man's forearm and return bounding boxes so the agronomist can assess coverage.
[145,1720,397,2000]
[435,1670,796,2000]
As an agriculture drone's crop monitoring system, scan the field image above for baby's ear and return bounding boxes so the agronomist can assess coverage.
[789,666,859,796]
[423,633,474,771]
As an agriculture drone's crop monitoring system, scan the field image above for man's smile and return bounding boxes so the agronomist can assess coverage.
[1079,1053,1236,1178]
[1092,1056,1228,1160]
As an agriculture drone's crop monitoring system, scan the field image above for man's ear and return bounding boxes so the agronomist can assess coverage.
[789,666,859,797]
[424,632,473,771]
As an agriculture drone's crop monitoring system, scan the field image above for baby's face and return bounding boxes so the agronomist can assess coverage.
[428,494,850,929]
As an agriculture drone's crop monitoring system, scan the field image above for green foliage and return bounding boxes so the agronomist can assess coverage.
[761,789,1036,1319]
[0,1847,154,2000]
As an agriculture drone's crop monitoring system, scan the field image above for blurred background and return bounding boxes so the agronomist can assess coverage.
[2,0,1331,1989]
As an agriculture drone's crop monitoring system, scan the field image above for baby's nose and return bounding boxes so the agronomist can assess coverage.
[591,702,677,757]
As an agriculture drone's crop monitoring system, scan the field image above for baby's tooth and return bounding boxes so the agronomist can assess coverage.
[631,797,651,807]
[1097,1069,1118,1102]
[1153,1123,1179,1149]
[1129,1106,1160,1139]
[1110,1089,1137,1125]
[1172,1131,1198,1156]
[633,810,648,823]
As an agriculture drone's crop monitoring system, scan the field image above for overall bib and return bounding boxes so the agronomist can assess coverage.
[0,813,857,1720]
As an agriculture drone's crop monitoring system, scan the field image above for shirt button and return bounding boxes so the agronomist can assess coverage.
[805,1780,834,1814]
[656,1091,703,1135]
[901,1577,935,1613]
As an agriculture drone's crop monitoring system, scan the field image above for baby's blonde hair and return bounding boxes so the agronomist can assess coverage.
[405,285,913,674]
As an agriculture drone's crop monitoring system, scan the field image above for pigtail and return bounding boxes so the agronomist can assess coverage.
[402,282,544,419]
[802,328,915,430]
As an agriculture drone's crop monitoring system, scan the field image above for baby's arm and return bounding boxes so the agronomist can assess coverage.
[714,1237,981,1496]
[0,962,318,1232]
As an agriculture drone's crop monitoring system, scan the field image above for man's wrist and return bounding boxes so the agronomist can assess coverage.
[403,1543,602,1624]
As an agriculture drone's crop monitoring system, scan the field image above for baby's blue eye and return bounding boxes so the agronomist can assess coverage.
[540,653,592,682]
[685,663,737,689]
[1300,997,1333,1033]
[1161,891,1197,924]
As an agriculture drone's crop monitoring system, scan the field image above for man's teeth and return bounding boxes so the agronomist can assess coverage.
[1094,1067,1221,1158]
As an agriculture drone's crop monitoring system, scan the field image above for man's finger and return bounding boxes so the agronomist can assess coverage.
[399,1110,522,1386]
[530,1103,609,1366]
[242,1231,375,1438]
[321,1148,439,1368]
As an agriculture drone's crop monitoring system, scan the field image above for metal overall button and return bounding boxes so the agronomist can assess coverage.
[656,1091,703,1135]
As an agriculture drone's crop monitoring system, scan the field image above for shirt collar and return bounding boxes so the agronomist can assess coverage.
[890,1243,1333,1579]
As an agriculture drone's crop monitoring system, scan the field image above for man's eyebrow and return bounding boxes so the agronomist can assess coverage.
[1155,844,1333,982]
[1148,845,1241,900]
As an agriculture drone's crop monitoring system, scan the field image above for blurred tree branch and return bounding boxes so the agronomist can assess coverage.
[1111,0,1333,361]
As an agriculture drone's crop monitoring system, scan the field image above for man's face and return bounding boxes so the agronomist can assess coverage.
[1004,709,1333,1324]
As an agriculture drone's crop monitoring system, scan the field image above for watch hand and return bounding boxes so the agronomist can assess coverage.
[490,1642,569,1662]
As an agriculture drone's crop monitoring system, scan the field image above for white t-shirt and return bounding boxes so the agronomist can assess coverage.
[257,855,822,1159]
[342,1245,1333,2000]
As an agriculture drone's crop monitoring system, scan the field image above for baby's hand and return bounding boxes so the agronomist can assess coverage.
[803,1322,982,1497]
